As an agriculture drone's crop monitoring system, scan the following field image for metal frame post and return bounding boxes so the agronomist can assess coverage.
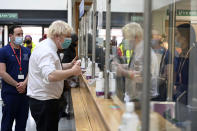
[85,13,89,68]
[104,0,111,99]
[84,14,87,63]
[77,28,80,57]
[81,18,84,58]
[141,0,152,130]
[92,0,97,79]
[83,17,86,58]
[79,21,83,58]
[167,0,176,101]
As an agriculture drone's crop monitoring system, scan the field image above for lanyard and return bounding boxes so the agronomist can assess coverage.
[177,45,194,84]
[178,46,194,75]
[10,44,22,72]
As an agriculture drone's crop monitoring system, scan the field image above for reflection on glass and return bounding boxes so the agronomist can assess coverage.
[81,0,197,130]
[148,0,197,130]
[110,0,197,130]
[114,22,159,103]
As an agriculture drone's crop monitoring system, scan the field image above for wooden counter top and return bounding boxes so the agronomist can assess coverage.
[71,82,108,131]
[79,75,123,131]
[72,75,181,131]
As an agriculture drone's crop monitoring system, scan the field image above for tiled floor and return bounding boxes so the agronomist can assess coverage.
[0,99,76,131]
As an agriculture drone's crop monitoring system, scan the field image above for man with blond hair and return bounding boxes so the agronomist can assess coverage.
[27,20,81,131]
[116,22,159,101]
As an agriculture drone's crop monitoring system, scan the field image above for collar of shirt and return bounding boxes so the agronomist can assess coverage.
[47,38,58,53]
[133,40,144,59]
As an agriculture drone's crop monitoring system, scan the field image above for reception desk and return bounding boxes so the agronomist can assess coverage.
[71,75,180,131]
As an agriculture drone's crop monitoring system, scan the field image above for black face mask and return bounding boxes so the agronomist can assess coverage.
[26,40,32,44]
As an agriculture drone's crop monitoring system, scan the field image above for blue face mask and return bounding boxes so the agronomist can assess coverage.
[14,37,23,45]
[61,38,72,49]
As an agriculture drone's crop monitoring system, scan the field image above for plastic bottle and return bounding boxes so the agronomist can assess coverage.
[119,102,140,131]
[109,72,116,96]
[88,58,91,65]
[95,72,104,97]
[95,63,100,78]
[81,58,85,69]
[86,62,92,79]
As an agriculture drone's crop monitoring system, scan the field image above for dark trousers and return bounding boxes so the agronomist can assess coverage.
[29,97,60,131]
[1,94,29,131]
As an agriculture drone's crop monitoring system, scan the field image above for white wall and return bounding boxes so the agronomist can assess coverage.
[97,0,143,12]
[97,0,181,12]
[1,0,68,10]
[152,10,167,35]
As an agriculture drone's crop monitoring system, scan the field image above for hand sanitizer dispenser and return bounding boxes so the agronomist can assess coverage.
[119,102,140,131]
[81,58,85,69]
[109,72,116,96]
[96,72,104,97]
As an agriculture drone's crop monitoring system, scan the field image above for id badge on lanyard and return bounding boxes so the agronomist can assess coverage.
[10,44,24,80]
[18,71,24,80]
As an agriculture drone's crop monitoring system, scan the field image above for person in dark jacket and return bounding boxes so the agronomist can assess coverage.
[60,33,78,119]
[173,24,197,105]
[62,33,78,63]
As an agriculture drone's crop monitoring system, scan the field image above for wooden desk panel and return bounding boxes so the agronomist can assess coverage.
[79,84,108,131]
[71,88,92,131]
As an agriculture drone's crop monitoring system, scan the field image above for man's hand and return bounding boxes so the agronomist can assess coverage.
[71,64,82,76]
[75,60,81,66]
[71,56,78,65]
[62,56,79,70]
[16,81,27,94]
[116,63,124,77]
[115,62,136,79]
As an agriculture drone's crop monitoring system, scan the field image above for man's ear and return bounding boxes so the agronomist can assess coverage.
[9,34,13,41]
[9,34,13,38]
[135,36,139,41]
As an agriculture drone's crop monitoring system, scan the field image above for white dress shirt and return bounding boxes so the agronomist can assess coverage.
[125,41,159,101]
[27,38,63,100]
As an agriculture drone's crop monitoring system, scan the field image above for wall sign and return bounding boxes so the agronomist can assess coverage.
[0,13,18,19]
[167,9,197,16]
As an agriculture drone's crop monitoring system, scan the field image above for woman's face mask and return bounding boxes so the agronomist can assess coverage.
[25,40,32,44]
[175,31,184,48]
[14,37,23,45]
[151,39,160,47]
[175,40,181,48]
[61,38,72,49]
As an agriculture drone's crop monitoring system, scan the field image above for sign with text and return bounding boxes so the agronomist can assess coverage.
[131,16,143,22]
[167,9,197,16]
[0,13,18,19]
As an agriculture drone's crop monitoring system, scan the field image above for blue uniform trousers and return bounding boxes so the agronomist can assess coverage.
[1,94,29,131]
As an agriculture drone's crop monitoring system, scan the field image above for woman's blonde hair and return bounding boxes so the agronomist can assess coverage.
[122,22,143,40]
[48,20,73,38]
